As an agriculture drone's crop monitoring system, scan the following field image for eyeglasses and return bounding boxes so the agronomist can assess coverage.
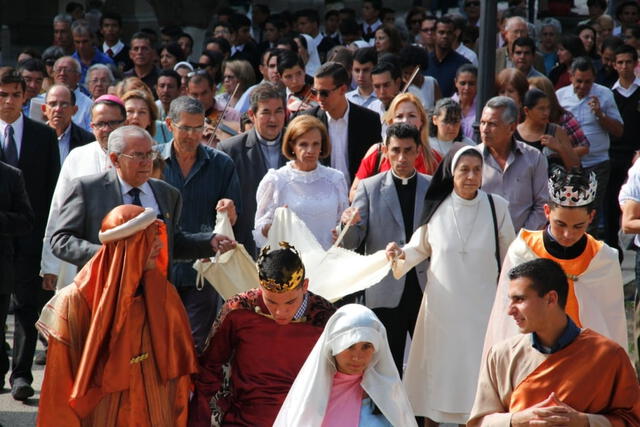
[88,78,110,85]
[173,123,204,133]
[46,101,71,109]
[310,86,340,98]
[53,67,78,74]
[118,151,159,161]
[91,119,124,129]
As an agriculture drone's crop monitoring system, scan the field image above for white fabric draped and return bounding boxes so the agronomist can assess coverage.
[274,304,417,427]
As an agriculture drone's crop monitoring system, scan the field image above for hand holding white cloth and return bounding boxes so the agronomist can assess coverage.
[193,211,258,299]
[266,207,391,302]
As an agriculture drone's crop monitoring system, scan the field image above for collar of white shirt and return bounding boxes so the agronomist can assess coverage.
[103,40,124,56]
[118,174,153,201]
[612,77,640,97]
[327,102,350,123]
[0,113,24,149]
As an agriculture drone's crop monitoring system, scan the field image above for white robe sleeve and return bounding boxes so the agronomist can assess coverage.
[392,224,431,279]
[253,169,280,249]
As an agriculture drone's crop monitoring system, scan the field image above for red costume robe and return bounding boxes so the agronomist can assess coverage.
[189,288,335,426]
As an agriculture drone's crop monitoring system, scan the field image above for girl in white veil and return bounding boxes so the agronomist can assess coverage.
[274,304,417,427]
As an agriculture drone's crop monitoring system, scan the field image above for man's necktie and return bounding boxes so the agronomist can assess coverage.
[128,187,142,206]
[107,48,114,57]
[3,125,18,167]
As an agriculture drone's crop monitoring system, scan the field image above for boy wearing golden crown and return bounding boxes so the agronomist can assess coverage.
[483,166,628,353]
[189,242,335,427]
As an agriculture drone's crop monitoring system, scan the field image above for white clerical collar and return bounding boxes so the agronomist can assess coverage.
[255,129,281,146]
[391,169,416,185]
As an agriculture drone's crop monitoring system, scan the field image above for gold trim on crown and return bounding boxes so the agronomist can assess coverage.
[257,242,305,293]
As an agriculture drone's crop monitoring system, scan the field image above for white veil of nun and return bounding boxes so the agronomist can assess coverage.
[274,304,417,427]
[303,33,321,76]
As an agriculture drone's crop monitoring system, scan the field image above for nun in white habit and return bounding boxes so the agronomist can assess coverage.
[386,144,515,425]
[273,304,417,427]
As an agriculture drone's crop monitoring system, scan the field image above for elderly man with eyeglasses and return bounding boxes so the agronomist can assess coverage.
[51,126,236,313]
[52,56,94,131]
[41,95,127,294]
[159,96,241,350]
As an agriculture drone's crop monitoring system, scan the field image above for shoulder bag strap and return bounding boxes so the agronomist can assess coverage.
[488,194,501,274]
[374,143,383,175]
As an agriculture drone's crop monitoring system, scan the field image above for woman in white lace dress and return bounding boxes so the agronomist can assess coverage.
[254,115,349,250]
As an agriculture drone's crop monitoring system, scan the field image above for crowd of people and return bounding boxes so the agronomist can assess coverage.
[2,0,640,425]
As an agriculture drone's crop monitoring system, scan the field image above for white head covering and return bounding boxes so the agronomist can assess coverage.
[302,33,321,77]
[274,304,417,427]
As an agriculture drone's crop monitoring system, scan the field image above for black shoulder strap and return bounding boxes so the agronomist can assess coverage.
[373,143,383,175]
[488,194,501,274]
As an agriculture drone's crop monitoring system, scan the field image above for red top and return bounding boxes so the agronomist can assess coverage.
[355,146,443,180]
[189,288,335,427]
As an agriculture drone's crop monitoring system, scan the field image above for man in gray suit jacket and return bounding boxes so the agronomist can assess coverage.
[340,123,430,375]
[51,126,235,278]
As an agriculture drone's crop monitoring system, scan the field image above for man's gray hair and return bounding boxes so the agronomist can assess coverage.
[71,20,92,37]
[250,82,285,113]
[54,56,81,74]
[85,64,115,86]
[168,96,204,121]
[108,125,153,154]
[505,16,527,32]
[538,17,561,35]
[484,96,519,125]
[53,14,72,26]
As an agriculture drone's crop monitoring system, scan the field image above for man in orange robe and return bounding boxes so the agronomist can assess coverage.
[36,205,198,426]
[468,258,640,426]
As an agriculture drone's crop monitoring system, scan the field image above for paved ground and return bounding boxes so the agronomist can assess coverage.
[0,317,44,427]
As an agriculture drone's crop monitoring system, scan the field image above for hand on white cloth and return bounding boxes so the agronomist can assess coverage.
[385,242,404,262]
[210,234,237,254]
[340,206,361,226]
[216,198,237,225]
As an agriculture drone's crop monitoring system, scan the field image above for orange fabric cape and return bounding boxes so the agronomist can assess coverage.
[42,206,197,418]
[520,230,603,327]
[510,330,640,426]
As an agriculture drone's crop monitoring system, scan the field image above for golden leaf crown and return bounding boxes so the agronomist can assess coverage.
[257,242,305,293]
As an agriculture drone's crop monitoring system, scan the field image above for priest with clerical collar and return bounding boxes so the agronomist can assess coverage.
[189,242,335,426]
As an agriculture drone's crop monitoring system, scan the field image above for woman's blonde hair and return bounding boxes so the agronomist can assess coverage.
[383,92,436,171]
[282,115,331,161]
[121,89,158,137]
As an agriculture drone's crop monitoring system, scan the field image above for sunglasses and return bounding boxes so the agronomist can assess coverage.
[310,86,340,98]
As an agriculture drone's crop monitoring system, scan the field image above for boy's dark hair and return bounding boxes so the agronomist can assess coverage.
[315,61,350,87]
[371,61,401,81]
[277,50,305,75]
[508,259,569,309]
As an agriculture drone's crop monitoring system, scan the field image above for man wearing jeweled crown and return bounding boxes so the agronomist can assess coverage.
[189,242,335,426]
[483,165,628,353]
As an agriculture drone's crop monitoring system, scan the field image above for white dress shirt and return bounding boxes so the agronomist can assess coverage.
[327,103,351,186]
[118,176,160,215]
[456,44,478,66]
[73,87,94,131]
[556,83,623,168]
[0,113,24,159]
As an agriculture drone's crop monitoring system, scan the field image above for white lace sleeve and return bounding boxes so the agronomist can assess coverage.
[253,169,280,248]
[334,170,350,225]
